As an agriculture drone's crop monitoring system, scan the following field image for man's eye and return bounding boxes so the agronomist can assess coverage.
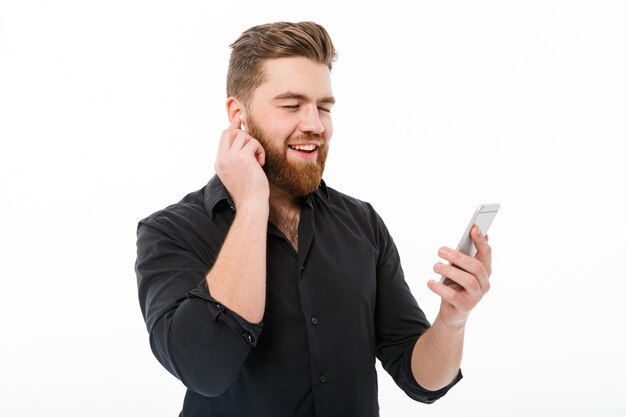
[318,107,331,113]
[283,105,300,110]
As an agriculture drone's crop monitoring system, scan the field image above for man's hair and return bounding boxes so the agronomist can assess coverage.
[227,21,337,106]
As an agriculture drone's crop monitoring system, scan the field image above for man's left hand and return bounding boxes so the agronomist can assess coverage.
[427,225,492,329]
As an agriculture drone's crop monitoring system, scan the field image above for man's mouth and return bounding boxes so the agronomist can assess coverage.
[288,144,318,154]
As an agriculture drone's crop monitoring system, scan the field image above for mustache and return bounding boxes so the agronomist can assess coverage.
[286,133,326,146]
[245,124,326,148]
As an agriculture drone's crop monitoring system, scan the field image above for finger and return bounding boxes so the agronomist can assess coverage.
[427,279,467,310]
[256,145,266,166]
[438,246,490,293]
[434,262,481,298]
[243,138,266,166]
[231,131,251,151]
[471,226,492,277]
[217,124,238,154]
[438,246,474,272]
[229,115,241,130]
[219,118,242,154]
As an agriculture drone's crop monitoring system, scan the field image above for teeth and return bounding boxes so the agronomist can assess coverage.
[290,144,317,151]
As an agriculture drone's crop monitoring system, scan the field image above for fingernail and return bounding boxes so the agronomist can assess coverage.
[439,247,450,256]
[476,226,482,237]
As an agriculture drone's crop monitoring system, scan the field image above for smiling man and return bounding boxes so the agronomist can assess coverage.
[135,21,493,417]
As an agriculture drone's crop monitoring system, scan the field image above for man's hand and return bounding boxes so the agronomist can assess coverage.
[214,116,269,208]
[427,225,492,329]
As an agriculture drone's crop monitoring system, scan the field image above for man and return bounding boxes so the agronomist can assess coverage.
[135,21,492,417]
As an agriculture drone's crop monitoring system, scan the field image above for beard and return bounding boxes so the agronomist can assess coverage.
[246,117,329,197]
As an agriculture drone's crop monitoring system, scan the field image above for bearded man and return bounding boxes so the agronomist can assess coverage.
[135,21,493,417]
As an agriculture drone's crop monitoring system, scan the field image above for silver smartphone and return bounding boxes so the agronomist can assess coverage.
[440,203,500,282]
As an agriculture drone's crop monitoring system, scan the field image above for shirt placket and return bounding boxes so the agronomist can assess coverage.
[296,199,331,417]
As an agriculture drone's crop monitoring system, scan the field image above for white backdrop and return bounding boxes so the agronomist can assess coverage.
[1,1,625,416]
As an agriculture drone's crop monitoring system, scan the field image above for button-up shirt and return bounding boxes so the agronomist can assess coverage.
[135,175,461,417]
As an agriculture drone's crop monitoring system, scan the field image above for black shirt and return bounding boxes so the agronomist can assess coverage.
[135,175,461,417]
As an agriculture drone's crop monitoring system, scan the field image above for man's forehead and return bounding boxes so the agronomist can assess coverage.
[258,57,333,98]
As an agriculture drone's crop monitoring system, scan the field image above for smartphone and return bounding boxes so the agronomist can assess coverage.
[440,203,500,282]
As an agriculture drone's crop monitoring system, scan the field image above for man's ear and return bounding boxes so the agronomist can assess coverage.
[226,97,247,127]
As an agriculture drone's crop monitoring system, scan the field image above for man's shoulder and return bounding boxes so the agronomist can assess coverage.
[137,184,209,232]
[319,184,394,250]
[323,184,376,217]
[319,184,384,231]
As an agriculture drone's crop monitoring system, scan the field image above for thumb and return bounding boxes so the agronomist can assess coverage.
[471,225,492,274]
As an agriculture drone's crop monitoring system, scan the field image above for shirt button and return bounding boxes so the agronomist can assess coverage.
[244,332,256,344]
[319,374,327,384]
[311,316,318,325]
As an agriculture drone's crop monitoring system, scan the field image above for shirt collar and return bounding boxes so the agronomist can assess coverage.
[204,175,233,220]
[316,179,329,199]
[204,175,329,219]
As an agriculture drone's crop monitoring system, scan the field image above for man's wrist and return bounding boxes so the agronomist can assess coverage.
[433,315,467,335]
[235,198,269,216]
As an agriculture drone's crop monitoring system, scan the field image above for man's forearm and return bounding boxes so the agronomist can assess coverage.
[206,201,269,324]
[411,317,465,391]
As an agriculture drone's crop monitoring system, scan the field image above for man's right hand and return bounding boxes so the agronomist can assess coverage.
[214,116,269,208]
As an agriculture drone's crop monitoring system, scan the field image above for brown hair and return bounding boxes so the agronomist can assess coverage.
[227,21,337,106]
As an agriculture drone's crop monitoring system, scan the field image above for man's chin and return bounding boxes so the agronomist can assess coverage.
[262,146,327,197]
[277,183,321,197]
[268,173,323,197]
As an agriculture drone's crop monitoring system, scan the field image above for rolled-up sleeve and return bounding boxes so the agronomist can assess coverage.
[135,217,262,397]
[371,208,462,403]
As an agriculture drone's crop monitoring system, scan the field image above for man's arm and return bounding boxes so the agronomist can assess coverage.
[411,225,492,390]
[208,114,269,324]
[371,205,456,404]
[135,219,265,398]
[206,201,268,323]
[135,115,269,397]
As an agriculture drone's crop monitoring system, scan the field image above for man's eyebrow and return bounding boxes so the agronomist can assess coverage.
[273,92,336,105]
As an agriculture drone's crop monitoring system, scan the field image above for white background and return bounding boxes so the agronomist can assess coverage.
[1,1,625,416]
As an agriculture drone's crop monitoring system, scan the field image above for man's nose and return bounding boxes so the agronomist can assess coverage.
[299,105,325,135]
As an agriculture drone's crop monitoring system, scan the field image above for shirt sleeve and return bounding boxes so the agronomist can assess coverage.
[135,216,263,397]
[371,207,462,403]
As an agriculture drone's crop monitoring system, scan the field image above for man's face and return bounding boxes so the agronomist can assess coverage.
[243,57,335,197]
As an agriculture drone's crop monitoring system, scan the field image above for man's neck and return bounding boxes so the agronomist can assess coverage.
[268,184,301,213]
[268,184,301,251]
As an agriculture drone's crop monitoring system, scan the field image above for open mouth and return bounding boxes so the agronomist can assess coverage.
[288,144,318,154]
